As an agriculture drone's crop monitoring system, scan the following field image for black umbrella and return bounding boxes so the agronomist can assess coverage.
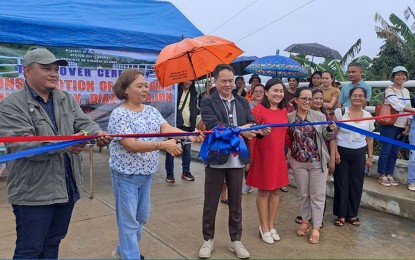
[284,43,342,60]
[230,56,258,75]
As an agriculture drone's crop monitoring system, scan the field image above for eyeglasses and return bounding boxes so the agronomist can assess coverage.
[298,97,313,103]
[253,90,264,94]
[351,94,365,99]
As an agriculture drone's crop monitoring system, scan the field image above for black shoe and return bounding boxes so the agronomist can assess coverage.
[166,175,175,183]
[182,172,195,181]
[220,199,229,205]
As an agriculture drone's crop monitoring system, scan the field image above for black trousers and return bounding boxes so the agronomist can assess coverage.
[333,145,367,218]
[202,167,243,241]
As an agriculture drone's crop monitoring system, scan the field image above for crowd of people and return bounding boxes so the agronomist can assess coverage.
[0,48,414,259]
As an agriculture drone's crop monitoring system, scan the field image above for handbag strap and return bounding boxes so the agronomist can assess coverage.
[383,87,396,103]
[178,90,190,112]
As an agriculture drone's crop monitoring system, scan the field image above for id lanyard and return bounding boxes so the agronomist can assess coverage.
[222,99,235,126]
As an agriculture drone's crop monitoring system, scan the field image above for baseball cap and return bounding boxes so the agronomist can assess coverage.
[22,48,68,66]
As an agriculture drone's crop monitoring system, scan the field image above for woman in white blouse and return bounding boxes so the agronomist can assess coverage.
[333,87,374,227]
[377,66,415,187]
[108,69,202,259]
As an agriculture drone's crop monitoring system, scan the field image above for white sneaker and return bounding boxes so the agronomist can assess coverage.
[229,241,250,259]
[242,184,254,195]
[199,239,214,259]
[408,184,415,191]
[112,250,121,259]
[270,228,281,241]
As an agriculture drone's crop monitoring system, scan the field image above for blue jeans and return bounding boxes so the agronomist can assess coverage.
[165,142,191,175]
[12,202,75,259]
[408,123,415,184]
[111,169,153,259]
[377,125,404,176]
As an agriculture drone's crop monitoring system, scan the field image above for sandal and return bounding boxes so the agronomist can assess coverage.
[297,222,310,236]
[309,228,320,244]
[347,217,361,226]
[295,216,303,224]
[334,218,345,227]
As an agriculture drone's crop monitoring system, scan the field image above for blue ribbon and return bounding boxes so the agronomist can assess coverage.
[2,120,415,164]
[199,121,415,162]
[0,138,94,163]
[199,126,249,163]
[336,122,415,150]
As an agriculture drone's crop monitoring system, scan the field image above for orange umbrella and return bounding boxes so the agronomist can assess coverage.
[155,35,243,87]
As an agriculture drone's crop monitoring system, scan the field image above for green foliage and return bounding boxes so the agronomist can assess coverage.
[374,6,415,79]
[370,41,407,80]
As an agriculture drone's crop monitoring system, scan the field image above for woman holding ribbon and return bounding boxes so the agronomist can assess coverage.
[243,83,266,195]
[286,87,336,244]
[108,69,202,259]
[246,77,287,244]
[333,87,374,227]
[377,66,415,187]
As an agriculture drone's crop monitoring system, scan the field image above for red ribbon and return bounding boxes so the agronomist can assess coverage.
[0,112,414,143]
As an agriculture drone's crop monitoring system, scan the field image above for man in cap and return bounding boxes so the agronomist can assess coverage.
[245,74,261,102]
[0,47,112,259]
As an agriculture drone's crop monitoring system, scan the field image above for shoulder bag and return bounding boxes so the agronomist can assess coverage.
[375,87,398,126]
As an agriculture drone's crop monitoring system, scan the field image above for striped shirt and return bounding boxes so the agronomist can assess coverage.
[384,86,411,128]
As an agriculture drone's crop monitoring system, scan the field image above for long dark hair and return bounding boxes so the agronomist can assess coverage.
[308,71,322,88]
[261,77,287,109]
[311,88,328,115]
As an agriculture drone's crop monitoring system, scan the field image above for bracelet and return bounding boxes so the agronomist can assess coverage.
[80,130,88,136]
[157,141,161,150]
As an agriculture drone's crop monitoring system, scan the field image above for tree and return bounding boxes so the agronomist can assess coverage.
[370,40,407,80]
[374,6,415,78]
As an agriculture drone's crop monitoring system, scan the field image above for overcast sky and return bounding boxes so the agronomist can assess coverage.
[168,0,413,61]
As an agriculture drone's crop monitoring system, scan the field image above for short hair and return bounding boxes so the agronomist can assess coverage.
[112,69,145,100]
[312,87,323,96]
[213,64,235,79]
[349,86,367,98]
[235,76,245,82]
[288,77,300,83]
[252,83,264,92]
[261,77,287,109]
[348,62,362,70]
[294,87,312,98]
